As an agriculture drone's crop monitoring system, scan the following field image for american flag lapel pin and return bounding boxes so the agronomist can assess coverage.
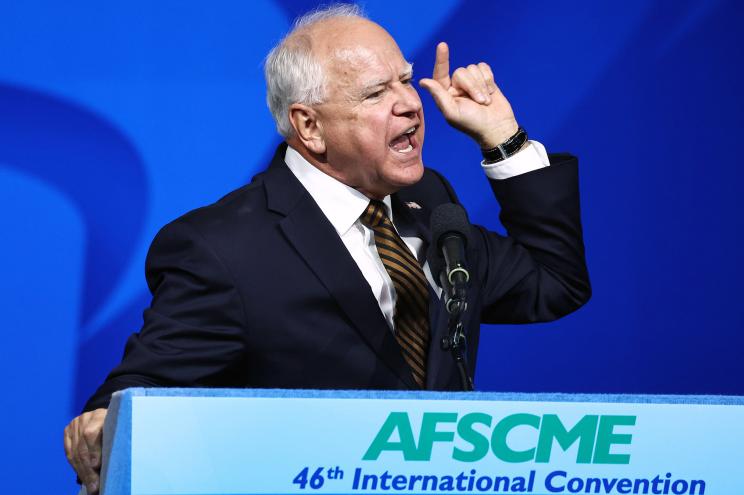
[405,201,422,209]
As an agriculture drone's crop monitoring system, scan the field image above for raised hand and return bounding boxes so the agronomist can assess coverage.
[419,42,519,149]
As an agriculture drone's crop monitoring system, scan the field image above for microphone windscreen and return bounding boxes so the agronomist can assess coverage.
[427,203,471,284]
[430,203,471,249]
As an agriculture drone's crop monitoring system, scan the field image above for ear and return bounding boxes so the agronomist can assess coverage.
[288,103,326,154]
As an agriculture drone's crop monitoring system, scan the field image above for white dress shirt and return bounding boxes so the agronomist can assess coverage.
[283,141,549,331]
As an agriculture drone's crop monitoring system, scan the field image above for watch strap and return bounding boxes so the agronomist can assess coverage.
[481,127,528,164]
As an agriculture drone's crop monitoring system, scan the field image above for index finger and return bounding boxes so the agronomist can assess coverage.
[432,42,451,86]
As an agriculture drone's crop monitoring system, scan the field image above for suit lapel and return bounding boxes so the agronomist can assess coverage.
[390,195,431,248]
[262,145,418,389]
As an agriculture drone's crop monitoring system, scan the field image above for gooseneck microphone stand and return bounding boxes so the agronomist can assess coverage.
[439,273,474,391]
[430,203,476,391]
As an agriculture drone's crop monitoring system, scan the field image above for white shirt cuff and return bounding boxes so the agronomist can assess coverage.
[481,140,550,180]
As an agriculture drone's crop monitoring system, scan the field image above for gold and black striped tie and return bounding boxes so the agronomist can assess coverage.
[361,199,429,388]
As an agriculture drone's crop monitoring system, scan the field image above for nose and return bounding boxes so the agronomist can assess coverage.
[392,83,422,117]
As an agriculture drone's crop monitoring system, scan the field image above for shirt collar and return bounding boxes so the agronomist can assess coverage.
[284,145,393,235]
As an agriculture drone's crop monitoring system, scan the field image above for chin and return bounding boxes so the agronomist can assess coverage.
[390,160,425,189]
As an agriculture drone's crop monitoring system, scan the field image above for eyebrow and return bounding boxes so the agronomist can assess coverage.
[359,62,414,94]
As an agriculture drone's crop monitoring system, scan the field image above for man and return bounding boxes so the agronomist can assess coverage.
[64,5,590,493]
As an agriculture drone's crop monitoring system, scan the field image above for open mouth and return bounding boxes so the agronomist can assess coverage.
[388,125,419,154]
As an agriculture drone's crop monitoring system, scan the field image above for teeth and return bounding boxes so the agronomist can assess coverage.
[389,126,417,153]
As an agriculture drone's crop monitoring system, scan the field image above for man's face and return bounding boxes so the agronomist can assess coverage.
[313,21,425,199]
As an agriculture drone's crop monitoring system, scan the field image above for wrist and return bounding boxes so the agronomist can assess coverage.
[481,126,528,164]
[477,120,519,149]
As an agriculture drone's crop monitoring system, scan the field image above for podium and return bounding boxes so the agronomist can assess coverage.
[94,388,744,494]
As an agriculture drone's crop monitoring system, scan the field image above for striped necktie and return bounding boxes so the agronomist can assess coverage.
[361,199,429,388]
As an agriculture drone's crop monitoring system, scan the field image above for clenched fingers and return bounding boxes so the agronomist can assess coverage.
[77,434,100,493]
[466,64,492,102]
[477,62,498,94]
[64,408,108,494]
[451,66,490,104]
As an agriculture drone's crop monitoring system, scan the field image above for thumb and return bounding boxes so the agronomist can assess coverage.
[419,78,457,117]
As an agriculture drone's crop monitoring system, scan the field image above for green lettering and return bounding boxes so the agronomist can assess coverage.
[536,414,598,463]
[453,413,492,462]
[416,412,458,461]
[363,412,419,460]
[491,413,540,463]
[593,415,635,464]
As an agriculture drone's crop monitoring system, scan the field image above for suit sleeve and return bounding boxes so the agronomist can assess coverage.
[83,219,248,411]
[472,153,591,323]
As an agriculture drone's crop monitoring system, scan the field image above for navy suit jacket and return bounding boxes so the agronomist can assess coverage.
[84,143,590,410]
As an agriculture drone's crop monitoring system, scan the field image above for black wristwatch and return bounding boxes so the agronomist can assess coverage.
[481,127,528,164]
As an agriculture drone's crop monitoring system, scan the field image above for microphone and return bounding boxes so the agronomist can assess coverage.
[429,203,471,314]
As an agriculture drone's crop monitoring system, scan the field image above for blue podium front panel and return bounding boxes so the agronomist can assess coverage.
[101,388,744,495]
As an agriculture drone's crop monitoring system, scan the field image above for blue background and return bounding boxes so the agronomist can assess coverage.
[0,1,742,491]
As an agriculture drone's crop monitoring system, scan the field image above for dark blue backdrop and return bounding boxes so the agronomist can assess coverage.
[1,1,742,492]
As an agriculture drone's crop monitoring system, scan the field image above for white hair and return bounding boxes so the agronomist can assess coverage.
[264,3,366,138]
